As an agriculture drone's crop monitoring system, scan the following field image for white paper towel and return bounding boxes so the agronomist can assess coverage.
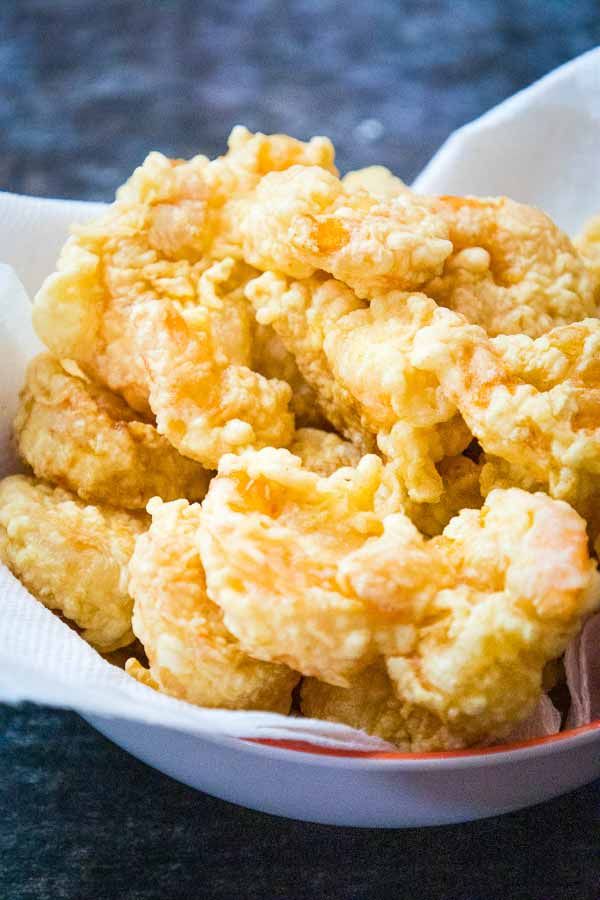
[1,48,600,750]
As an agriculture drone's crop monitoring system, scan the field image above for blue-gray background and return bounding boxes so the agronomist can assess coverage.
[1,2,599,898]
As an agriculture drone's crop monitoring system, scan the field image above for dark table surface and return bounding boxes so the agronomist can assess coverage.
[1,2,600,898]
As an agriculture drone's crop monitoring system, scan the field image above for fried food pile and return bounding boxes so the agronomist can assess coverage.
[2,127,600,750]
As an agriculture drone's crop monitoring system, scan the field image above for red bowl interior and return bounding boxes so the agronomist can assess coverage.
[248,717,600,759]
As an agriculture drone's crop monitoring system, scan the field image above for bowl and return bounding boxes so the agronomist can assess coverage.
[85,714,600,827]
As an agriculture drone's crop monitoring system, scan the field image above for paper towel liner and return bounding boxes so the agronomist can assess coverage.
[1,47,600,751]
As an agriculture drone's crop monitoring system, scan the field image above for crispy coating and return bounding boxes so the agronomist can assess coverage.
[412,309,600,519]
[33,129,332,454]
[342,166,411,199]
[288,429,481,532]
[425,196,595,337]
[22,126,600,746]
[289,428,362,475]
[378,454,483,537]
[199,448,599,746]
[228,165,452,298]
[125,657,159,689]
[246,271,375,451]
[412,454,483,535]
[251,320,326,428]
[480,452,600,548]
[248,275,471,500]
[362,491,598,745]
[36,237,293,467]
[128,497,298,711]
[324,291,472,501]
[134,297,294,468]
[0,475,146,651]
[15,354,211,509]
[301,663,464,752]
[302,660,562,751]
[574,213,600,302]
[199,450,385,685]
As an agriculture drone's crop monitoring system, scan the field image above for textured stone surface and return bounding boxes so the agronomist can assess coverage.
[1,3,600,898]
[2,705,600,900]
[2,0,600,200]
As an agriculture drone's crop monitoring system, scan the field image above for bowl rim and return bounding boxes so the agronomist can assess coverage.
[238,717,600,769]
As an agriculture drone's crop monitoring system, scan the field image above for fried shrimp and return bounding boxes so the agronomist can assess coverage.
[301,663,464,752]
[136,299,294,468]
[36,240,293,466]
[425,196,595,337]
[127,497,298,711]
[229,165,452,298]
[18,123,600,749]
[246,271,375,451]
[0,475,145,651]
[324,291,472,501]
[199,450,385,685]
[33,129,332,437]
[289,428,362,475]
[412,309,600,517]
[15,354,211,509]
[301,657,561,751]
[199,448,599,746]
[248,275,470,499]
[358,489,598,746]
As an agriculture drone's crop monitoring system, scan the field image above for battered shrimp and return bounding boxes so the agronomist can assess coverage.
[136,300,294,467]
[289,428,362,475]
[38,247,293,466]
[302,657,562,751]
[248,275,471,500]
[0,475,146,651]
[128,497,298,711]
[412,308,600,518]
[199,448,599,746]
[354,489,598,746]
[425,196,595,337]
[301,663,464,752]
[199,450,385,685]
[33,129,332,435]
[246,271,375,451]
[324,291,472,501]
[15,354,211,509]
[228,165,452,298]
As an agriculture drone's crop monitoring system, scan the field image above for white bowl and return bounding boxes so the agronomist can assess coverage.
[85,715,600,827]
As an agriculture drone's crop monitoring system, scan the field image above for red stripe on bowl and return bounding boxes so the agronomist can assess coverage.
[245,718,600,759]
